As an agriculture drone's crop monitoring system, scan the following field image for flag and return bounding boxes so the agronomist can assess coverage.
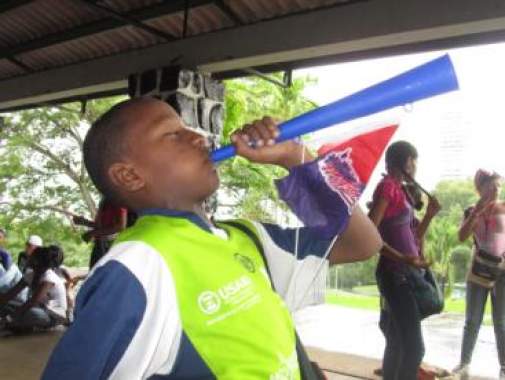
[317,124,398,184]
[275,124,398,239]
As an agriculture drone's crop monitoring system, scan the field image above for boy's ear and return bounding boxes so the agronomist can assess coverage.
[108,162,145,193]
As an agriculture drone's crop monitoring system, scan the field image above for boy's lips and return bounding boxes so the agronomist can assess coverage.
[202,152,215,168]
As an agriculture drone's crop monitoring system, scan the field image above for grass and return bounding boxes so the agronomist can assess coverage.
[326,289,492,323]
[326,290,380,311]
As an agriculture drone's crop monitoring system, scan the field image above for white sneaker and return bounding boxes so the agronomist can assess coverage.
[452,363,469,380]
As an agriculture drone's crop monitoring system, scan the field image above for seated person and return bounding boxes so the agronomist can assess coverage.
[52,245,85,322]
[0,245,68,332]
[0,228,13,270]
[0,263,27,304]
[43,98,382,379]
[17,235,43,273]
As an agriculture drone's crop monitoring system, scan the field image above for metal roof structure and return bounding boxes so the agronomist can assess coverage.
[1,0,505,111]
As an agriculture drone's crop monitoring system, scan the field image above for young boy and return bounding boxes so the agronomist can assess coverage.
[42,98,381,379]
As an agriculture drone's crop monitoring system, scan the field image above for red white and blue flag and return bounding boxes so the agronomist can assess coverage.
[276,124,398,238]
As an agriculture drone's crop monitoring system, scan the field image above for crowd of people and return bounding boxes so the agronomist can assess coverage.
[0,235,70,333]
[0,96,503,379]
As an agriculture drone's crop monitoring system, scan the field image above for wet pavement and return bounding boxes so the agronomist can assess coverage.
[295,304,497,380]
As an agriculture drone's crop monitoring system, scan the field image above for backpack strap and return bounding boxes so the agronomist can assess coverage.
[221,220,325,380]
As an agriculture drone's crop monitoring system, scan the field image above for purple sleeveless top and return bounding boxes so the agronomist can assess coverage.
[373,176,419,271]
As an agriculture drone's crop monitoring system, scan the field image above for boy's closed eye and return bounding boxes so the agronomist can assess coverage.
[164,130,180,139]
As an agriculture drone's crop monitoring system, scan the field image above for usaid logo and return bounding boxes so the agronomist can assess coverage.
[197,275,253,315]
[198,291,221,315]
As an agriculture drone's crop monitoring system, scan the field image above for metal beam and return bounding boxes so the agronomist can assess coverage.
[76,0,176,41]
[3,0,505,110]
[0,80,127,113]
[0,87,126,113]
[0,0,32,14]
[0,0,214,59]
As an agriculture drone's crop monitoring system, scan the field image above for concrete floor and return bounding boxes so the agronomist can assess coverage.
[0,329,62,379]
[296,304,496,380]
[0,329,376,379]
[0,304,492,380]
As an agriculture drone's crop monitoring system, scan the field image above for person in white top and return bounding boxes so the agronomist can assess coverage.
[0,245,67,332]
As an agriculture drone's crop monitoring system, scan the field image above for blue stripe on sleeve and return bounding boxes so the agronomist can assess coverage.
[42,261,147,380]
[261,223,333,260]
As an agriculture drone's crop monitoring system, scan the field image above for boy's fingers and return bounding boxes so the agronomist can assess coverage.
[243,124,263,147]
[233,116,279,151]
[262,116,279,129]
[254,122,276,145]
[263,116,280,137]
[233,133,260,160]
[231,124,251,143]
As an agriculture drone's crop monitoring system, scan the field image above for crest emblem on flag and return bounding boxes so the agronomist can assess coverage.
[318,148,364,214]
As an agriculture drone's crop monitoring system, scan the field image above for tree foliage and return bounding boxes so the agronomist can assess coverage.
[217,74,318,222]
[0,98,124,265]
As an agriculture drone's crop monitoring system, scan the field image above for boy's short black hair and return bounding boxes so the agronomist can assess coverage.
[385,141,418,172]
[83,99,137,202]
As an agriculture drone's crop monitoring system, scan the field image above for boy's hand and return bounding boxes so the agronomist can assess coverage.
[231,117,312,169]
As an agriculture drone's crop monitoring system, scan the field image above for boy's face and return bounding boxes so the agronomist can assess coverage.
[110,99,219,210]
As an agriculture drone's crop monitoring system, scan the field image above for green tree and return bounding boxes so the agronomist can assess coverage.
[450,245,472,283]
[0,98,124,265]
[424,217,462,297]
[433,179,477,225]
[218,74,318,222]
[332,256,379,290]
[426,178,487,296]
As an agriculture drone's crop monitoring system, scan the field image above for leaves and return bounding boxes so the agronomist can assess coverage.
[218,74,318,222]
[0,97,125,266]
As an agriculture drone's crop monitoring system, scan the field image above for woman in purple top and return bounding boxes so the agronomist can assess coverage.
[368,141,440,380]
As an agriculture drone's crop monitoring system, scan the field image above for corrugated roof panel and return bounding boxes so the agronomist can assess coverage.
[0,0,167,49]
[147,4,233,37]
[228,0,351,23]
[101,0,163,13]
[14,4,232,73]
[0,0,359,82]
[17,24,163,71]
[0,0,103,48]
[0,59,26,78]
